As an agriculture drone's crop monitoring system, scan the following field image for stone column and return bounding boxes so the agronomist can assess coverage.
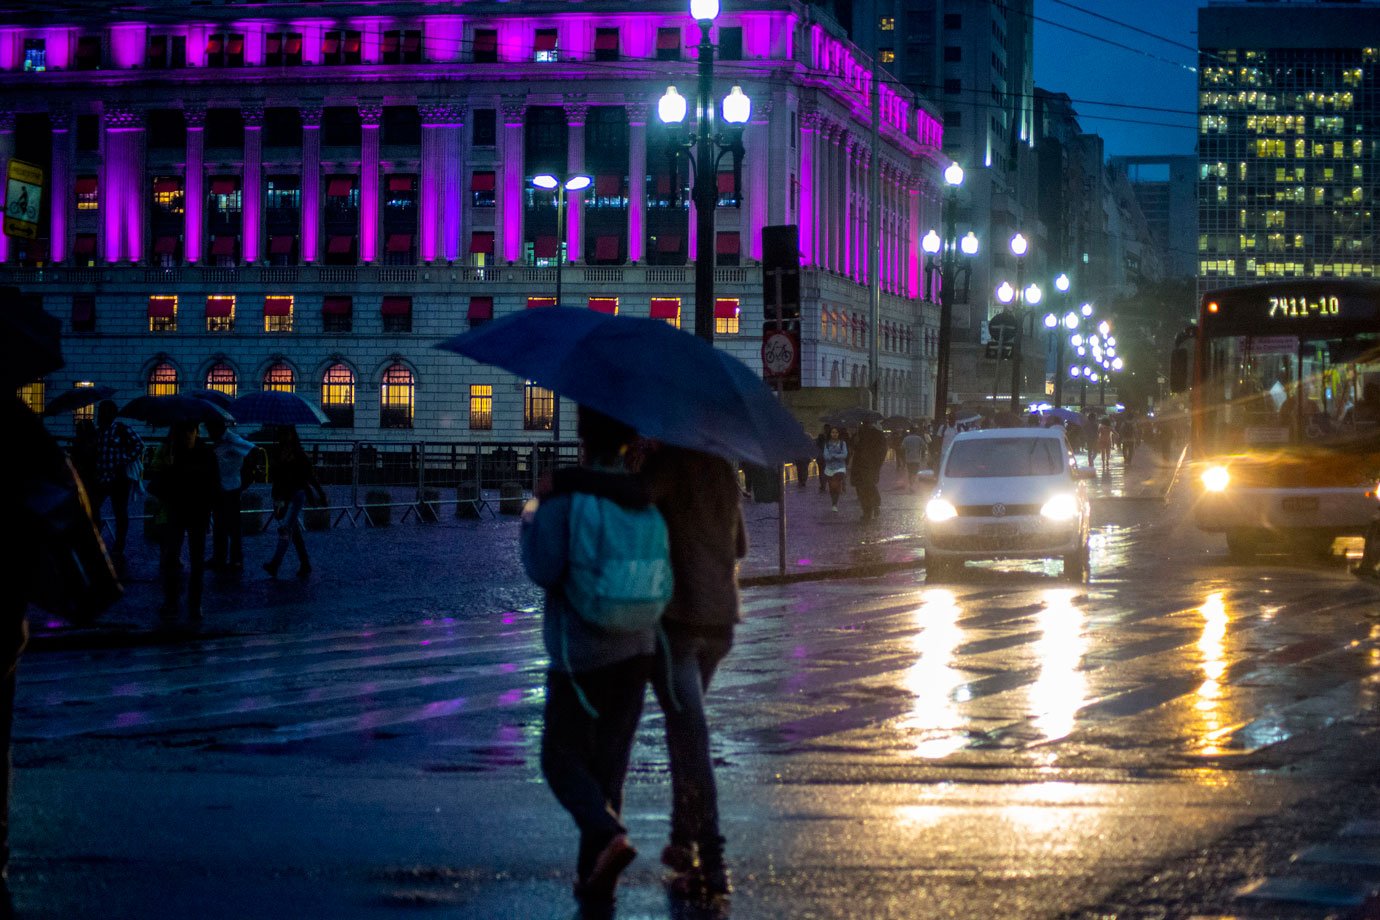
[564,100,587,264]
[797,107,818,266]
[498,98,525,264]
[840,136,853,280]
[418,102,464,263]
[48,107,70,263]
[440,108,464,263]
[241,103,263,264]
[358,100,382,263]
[103,103,145,264]
[829,125,844,273]
[0,112,12,263]
[300,103,322,263]
[908,173,922,299]
[746,103,770,261]
[183,104,205,263]
[627,102,648,264]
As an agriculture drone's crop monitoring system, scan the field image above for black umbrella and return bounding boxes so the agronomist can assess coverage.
[187,388,234,410]
[43,385,117,417]
[119,395,234,427]
[0,286,63,386]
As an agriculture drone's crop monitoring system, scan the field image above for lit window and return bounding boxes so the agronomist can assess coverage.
[524,380,554,430]
[263,363,295,393]
[650,297,681,328]
[23,39,45,72]
[714,298,740,335]
[152,177,183,215]
[534,28,558,62]
[147,363,178,397]
[75,176,99,211]
[879,16,895,30]
[588,297,618,315]
[469,384,493,430]
[380,364,415,429]
[322,364,355,428]
[148,295,178,332]
[880,49,895,64]
[264,294,294,333]
[16,381,44,414]
[205,363,237,398]
[206,295,235,333]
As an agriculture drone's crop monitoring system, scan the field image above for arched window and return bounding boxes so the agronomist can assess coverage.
[205,363,238,398]
[263,363,295,393]
[147,362,178,397]
[321,363,355,428]
[380,363,414,429]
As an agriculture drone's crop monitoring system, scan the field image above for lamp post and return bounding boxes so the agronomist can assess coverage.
[657,0,751,343]
[1007,233,1030,412]
[531,173,590,441]
[1068,301,1095,410]
[1043,303,1079,409]
[923,162,978,419]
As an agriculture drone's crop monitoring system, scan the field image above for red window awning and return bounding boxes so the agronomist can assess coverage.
[595,174,622,197]
[387,175,415,192]
[594,235,619,261]
[211,236,237,255]
[154,235,179,254]
[148,297,176,319]
[226,35,244,55]
[322,33,340,55]
[385,234,413,253]
[381,32,400,54]
[527,296,557,309]
[656,234,682,253]
[266,34,281,54]
[206,35,223,54]
[326,177,354,197]
[74,234,96,254]
[402,33,421,54]
[75,177,98,195]
[153,177,181,193]
[475,30,497,53]
[534,235,558,258]
[716,172,735,195]
[322,295,352,315]
[264,295,292,317]
[381,295,412,316]
[657,29,680,50]
[71,295,94,323]
[467,296,494,321]
[285,34,302,54]
[205,296,234,318]
[471,171,495,192]
[534,31,558,52]
[469,231,494,254]
[714,297,740,319]
[344,33,361,54]
[269,234,295,254]
[594,29,618,51]
[650,298,680,320]
[716,232,740,255]
[210,177,237,195]
[327,235,354,254]
[588,297,618,314]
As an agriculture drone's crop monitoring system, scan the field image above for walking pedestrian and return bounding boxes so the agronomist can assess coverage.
[641,446,747,899]
[147,421,218,622]
[521,406,670,906]
[204,417,255,572]
[70,418,99,497]
[901,427,927,491]
[263,427,326,579]
[792,453,811,490]
[815,424,831,493]
[852,418,887,522]
[92,400,144,566]
[931,410,959,469]
[1097,418,1114,475]
[822,426,849,512]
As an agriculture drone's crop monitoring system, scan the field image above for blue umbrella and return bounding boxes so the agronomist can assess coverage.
[228,390,329,426]
[119,394,234,427]
[1039,407,1089,427]
[43,384,116,417]
[437,307,816,467]
[187,388,234,410]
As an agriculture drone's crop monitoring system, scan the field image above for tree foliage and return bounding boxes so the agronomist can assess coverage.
[1105,278,1197,410]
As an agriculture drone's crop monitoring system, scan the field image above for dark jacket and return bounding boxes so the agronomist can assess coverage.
[521,466,661,673]
[271,447,322,502]
[641,447,748,629]
[851,424,888,477]
[149,441,218,525]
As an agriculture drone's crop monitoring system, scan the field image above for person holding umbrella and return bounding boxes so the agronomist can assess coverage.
[851,417,887,523]
[146,421,218,623]
[263,427,327,579]
[93,399,145,566]
[204,416,255,572]
[822,426,850,512]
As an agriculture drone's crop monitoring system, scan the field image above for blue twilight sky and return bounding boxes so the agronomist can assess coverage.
[1033,0,1203,158]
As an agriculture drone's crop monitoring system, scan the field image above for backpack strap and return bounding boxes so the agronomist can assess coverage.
[559,613,600,719]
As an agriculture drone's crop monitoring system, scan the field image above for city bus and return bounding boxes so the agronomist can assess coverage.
[1183,280,1380,558]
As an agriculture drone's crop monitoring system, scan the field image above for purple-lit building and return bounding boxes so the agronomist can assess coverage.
[2,0,945,439]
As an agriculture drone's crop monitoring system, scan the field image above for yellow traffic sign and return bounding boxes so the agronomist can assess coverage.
[4,158,44,241]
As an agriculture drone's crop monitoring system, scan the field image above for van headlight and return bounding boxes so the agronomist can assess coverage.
[1040,493,1080,521]
[1201,466,1230,493]
[925,498,958,522]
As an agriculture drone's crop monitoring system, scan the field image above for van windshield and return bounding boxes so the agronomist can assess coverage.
[944,438,1064,478]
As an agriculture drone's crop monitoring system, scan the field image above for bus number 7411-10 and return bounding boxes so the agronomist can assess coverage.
[1269,295,1341,318]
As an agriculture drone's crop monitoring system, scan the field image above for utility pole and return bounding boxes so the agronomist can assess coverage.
[867,55,882,410]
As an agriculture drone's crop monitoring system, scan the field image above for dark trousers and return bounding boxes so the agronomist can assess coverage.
[95,478,132,556]
[541,657,652,881]
[160,515,207,616]
[210,487,243,566]
[794,459,810,489]
[0,614,24,879]
[268,491,309,570]
[651,624,732,860]
[855,472,881,518]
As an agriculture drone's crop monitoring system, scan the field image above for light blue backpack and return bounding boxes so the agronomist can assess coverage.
[565,492,673,632]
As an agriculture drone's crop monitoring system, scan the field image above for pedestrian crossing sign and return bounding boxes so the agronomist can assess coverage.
[3,159,43,241]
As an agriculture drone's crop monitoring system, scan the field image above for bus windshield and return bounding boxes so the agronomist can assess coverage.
[1200,331,1380,454]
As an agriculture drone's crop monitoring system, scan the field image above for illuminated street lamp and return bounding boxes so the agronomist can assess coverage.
[531,172,590,440]
[924,163,978,418]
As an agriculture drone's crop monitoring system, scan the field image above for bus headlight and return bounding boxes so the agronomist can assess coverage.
[1201,466,1231,493]
[1040,493,1081,521]
[925,498,958,522]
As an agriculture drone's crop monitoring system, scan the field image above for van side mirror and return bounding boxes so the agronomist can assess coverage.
[917,470,936,484]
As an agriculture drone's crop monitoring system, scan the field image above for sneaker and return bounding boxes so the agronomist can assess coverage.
[831,505,839,513]
[575,834,636,902]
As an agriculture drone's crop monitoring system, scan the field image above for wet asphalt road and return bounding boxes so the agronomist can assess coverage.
[9,484,1380,919]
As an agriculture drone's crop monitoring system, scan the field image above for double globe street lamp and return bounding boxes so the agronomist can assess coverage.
[993,233,1048,411]
[531,173,591,441]
[922,162,979,419]
[658,0,752,342]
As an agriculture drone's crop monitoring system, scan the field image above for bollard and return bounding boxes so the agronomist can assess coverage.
[498,481,524,515]
[365,489,392,527]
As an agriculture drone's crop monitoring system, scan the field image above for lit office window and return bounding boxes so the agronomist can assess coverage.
[380,364,415,429]
[469,384,493,430]
[147,363,178,397]
[524,380,553,430]
[263,363,295,393]
[205,363,238,399]
[321,364,355,428]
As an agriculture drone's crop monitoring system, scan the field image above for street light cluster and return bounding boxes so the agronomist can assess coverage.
[922,163,980,417]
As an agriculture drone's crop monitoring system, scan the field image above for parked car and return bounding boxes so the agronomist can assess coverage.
[921,428,1094,581]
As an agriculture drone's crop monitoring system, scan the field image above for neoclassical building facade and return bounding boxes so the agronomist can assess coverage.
[1,0,946,441]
